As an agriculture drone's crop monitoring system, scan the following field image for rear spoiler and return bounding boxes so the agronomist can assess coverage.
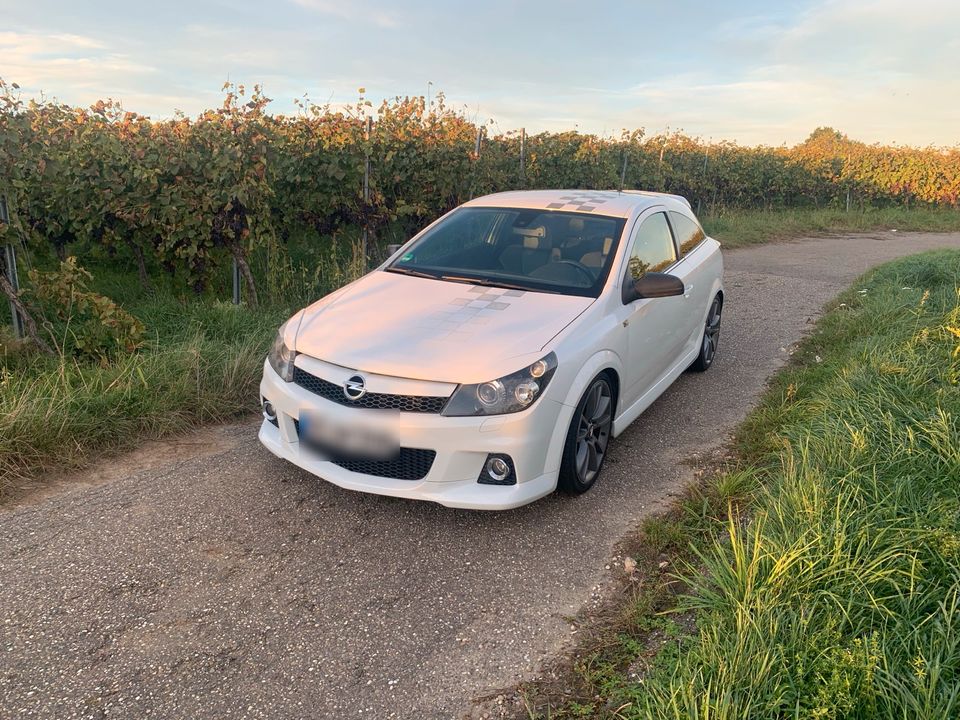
[619,190,691,208]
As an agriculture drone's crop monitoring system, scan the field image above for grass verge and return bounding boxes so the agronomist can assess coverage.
[703,206,960,248]
[0,295,287,500]
[507,249,960,718]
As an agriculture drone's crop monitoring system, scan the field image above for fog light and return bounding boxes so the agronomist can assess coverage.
[478,454,516,486]
[262,398,278,426]
[487,457,509,480]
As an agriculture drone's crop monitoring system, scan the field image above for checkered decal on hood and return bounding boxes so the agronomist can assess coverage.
[417,285,527,340]
[544,193,611,212]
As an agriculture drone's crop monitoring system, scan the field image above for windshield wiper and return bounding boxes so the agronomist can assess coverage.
[384,266,439,280]
[439,275,547,293]
[387,267,561,295]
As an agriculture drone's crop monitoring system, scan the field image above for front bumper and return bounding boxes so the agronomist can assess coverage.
[258,360,565,510]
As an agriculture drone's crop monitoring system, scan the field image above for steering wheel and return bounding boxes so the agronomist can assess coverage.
[548,259,596,285]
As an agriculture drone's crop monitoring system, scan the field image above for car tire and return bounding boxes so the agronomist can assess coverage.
[558,374,614,495]
[689,294,722,372]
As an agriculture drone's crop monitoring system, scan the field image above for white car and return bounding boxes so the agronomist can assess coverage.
[259,190,723,510]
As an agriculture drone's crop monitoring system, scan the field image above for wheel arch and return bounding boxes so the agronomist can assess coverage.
[598,367,620,418]
[556,349,623,410]
[545,350,623,475]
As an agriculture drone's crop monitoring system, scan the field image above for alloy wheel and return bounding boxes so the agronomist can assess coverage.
[702,297,722,367]
[575,379,612,484]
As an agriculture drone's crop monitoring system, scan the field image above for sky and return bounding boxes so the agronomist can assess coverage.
[1,0,959,147]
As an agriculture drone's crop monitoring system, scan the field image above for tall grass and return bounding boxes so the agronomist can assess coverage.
[0,233,374,497]
[0,298,287,495]
[617,250,960,718]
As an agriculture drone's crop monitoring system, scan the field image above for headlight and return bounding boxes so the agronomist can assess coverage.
[442,352,558,416]
[268,328,297,382]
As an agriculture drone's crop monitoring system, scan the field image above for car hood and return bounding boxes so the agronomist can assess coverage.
[294,271,593,383]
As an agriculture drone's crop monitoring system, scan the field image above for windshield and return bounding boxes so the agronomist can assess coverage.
[385,207,626,298]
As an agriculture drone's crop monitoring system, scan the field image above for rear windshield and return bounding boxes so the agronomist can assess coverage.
[385,207,626,298]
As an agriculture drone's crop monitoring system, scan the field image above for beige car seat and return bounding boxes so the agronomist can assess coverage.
[499,227,553,274]
[580,237,614,268]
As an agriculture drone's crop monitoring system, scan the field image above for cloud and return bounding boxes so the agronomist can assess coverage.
[1,1,958,146]
[579,0,960,146]
[0,29,156,99]
[44,33,107,50]
[290,0,400,28]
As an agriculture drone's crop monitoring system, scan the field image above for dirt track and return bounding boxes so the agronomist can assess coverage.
[3,232,959,719]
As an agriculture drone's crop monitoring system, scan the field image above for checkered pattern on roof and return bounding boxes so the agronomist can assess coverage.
[544,193,612,212]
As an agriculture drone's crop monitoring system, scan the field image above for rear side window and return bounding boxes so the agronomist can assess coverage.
[669,211,706,256]
[624,212,676,281]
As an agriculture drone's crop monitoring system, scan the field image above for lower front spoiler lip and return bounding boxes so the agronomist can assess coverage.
[258,420,557,511]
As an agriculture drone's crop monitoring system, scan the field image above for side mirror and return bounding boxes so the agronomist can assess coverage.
[622,272,685,304]
[386,243,403,257]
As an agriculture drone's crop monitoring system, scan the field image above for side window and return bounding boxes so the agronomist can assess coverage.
[669,211,706,256]
[624,212,676,281]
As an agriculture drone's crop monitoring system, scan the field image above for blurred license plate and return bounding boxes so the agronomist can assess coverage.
[299,412,399,460]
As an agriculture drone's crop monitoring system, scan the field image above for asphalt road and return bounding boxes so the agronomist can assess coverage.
[3,232,960,720]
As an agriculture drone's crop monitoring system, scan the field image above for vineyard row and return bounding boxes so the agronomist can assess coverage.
[1,82,959,305]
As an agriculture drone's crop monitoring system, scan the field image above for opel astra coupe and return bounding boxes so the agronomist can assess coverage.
[259,190,723,510]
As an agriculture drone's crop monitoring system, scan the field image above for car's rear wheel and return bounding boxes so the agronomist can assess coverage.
[558,375,613,495]
[690,294,722,372]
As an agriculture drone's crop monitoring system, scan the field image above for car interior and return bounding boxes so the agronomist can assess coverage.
[393,209,625,294]
[495,215,617,286]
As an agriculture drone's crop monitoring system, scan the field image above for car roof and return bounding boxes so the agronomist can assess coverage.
[463,189,692,219]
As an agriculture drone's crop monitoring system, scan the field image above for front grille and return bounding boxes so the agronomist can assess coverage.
[332,449,437,481]
[293,367,448,413]
[294,420,437,481]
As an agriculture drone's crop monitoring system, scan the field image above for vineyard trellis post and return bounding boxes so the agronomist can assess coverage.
[231,257,241,305]
[658,136,667,191]
[0,194,24,339]
[519,128,526,186]
[698,145,710,215]
[470,126,484,200]
[361,115,373,268]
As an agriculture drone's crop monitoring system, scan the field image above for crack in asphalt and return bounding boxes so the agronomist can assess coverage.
[2,233,960,720]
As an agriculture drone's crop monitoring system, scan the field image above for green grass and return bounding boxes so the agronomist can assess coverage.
[0,293,288,498]
[703,207,960,248]
[0,233,371,499]
[517,249,960,718]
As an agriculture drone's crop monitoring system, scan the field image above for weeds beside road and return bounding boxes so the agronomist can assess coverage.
[0,297,285,495]
[516,250,960,717]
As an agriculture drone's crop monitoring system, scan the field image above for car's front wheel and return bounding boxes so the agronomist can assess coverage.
[558,374,613,495]
[690,293,722,372]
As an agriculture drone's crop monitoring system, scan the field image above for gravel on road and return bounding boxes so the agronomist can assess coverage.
[3,232,959,720]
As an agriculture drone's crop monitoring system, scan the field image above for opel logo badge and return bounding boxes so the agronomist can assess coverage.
[343,375,367,400]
